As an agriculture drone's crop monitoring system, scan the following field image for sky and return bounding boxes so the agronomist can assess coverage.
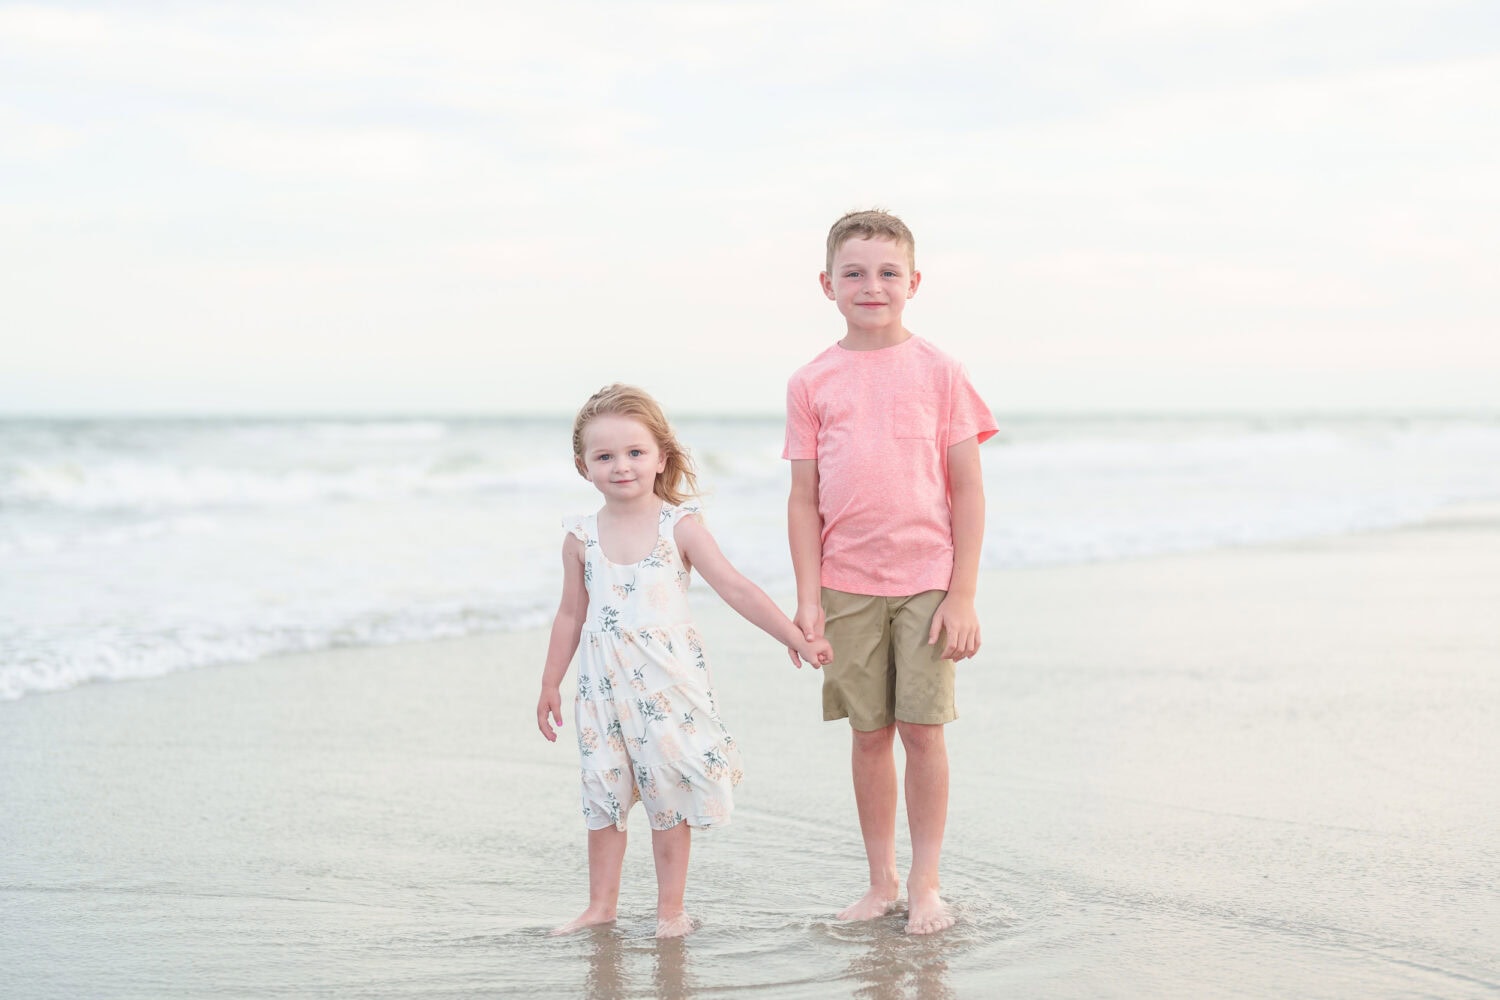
[1,0,1496,416]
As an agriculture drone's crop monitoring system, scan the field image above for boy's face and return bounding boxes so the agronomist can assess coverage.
[820,237,921,335]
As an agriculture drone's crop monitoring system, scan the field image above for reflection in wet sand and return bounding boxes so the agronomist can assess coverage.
[580,926,695,999]
[583,926,626,997]
[847,923,955,1000]
[653,936,694,998]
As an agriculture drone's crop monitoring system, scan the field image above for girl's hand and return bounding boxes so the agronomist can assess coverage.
[789,636,833,669]
[537,686,564,741]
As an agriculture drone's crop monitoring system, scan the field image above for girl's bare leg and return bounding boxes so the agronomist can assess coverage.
[838,723,901,920]
[551,825,628,935]
[652,821,694,937]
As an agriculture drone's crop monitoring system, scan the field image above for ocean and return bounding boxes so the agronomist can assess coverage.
[4,412,1499,701]
[4,413,1500,998]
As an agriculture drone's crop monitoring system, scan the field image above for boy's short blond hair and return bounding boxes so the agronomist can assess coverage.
[825,208,916,274]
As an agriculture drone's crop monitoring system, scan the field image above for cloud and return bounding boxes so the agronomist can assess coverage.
[1,1,1495,413]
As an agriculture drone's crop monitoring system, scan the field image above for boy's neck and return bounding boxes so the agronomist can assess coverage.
[839,325,913,352]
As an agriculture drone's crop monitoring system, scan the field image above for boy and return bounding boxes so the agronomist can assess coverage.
[783,209,996,935]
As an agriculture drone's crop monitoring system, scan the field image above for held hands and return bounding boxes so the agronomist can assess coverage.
[929,594,981,661]
[786,634,834,669]
[787,600,831,669]
[536,685,564,741]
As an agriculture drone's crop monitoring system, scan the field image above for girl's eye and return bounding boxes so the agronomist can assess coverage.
[630,449,644,457]
[596,453,610,462]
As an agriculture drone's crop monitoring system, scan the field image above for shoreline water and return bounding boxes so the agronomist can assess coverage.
[4,506,1498,997]
[6,412,1500,701]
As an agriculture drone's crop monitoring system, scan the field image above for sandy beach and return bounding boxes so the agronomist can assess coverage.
[3,507,1498,998]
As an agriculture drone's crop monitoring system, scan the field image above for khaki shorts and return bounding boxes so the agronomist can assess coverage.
[820,588,957,731]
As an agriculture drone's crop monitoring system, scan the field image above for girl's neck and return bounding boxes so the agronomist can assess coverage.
[595,493,665,564]
[599,493,664,518]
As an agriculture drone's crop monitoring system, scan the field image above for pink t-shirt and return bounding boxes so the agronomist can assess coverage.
[783,335,998,597]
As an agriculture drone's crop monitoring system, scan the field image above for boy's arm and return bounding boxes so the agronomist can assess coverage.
[787,458,825,641]
[537,533,589,741]
[674,517,831,667]
[929,436,984,661]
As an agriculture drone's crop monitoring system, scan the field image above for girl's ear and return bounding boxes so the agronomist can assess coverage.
[574,455,588,477]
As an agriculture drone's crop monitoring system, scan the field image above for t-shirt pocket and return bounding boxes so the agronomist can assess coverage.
[890,392,938,440]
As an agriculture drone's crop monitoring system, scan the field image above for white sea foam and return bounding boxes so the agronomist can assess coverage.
[0,457,560,512]
[3,414,1498,700]
[0,514,220,557]
[0,603,554,702]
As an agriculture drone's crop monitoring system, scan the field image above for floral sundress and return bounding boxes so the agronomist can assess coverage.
[566,501,743,832]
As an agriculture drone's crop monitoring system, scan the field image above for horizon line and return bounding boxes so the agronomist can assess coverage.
[3,406,1498,422]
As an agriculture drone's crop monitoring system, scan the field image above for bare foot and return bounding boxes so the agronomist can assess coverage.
[655,911,695,938]
[836,883,900,922]
[550,905,617,936]
[904,885,954,935]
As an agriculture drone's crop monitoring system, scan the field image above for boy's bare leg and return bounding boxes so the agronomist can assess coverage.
[897,720,954,934]
[838,723,901,920]
[552,825,628,935]
[652,821,695,938]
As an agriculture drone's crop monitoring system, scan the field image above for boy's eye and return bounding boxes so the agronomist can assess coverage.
[844,271,860,279]
[883,270,899,278]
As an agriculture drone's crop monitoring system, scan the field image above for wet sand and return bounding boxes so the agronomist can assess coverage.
[3,507,1499,998]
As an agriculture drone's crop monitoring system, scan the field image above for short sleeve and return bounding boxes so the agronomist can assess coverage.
[562,515,590,544]
[782,375,819,460]
[947,364,999,448]
[662,500,703,528]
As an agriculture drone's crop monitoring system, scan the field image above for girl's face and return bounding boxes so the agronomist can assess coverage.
[579,414,667,504]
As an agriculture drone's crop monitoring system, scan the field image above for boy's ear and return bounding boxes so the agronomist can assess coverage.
[907,270,922,298]
[819,271,836,300]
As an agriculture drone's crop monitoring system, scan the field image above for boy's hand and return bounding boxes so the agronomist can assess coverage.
[929,595,981,661]
[793,601,825,644]
[536,685,564,741]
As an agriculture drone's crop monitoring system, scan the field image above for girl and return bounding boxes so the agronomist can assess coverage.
[536,384,832,938]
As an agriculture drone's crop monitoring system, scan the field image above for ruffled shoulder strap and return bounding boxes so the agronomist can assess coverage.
[562,514,593,546]
[659,500,703,531]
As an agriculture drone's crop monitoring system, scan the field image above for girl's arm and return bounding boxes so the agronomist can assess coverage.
[675,514,832,668]
[537,533,589,741]
[787,459,825,642]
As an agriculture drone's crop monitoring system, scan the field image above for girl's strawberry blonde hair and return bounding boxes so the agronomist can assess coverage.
[572,383,699,506]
